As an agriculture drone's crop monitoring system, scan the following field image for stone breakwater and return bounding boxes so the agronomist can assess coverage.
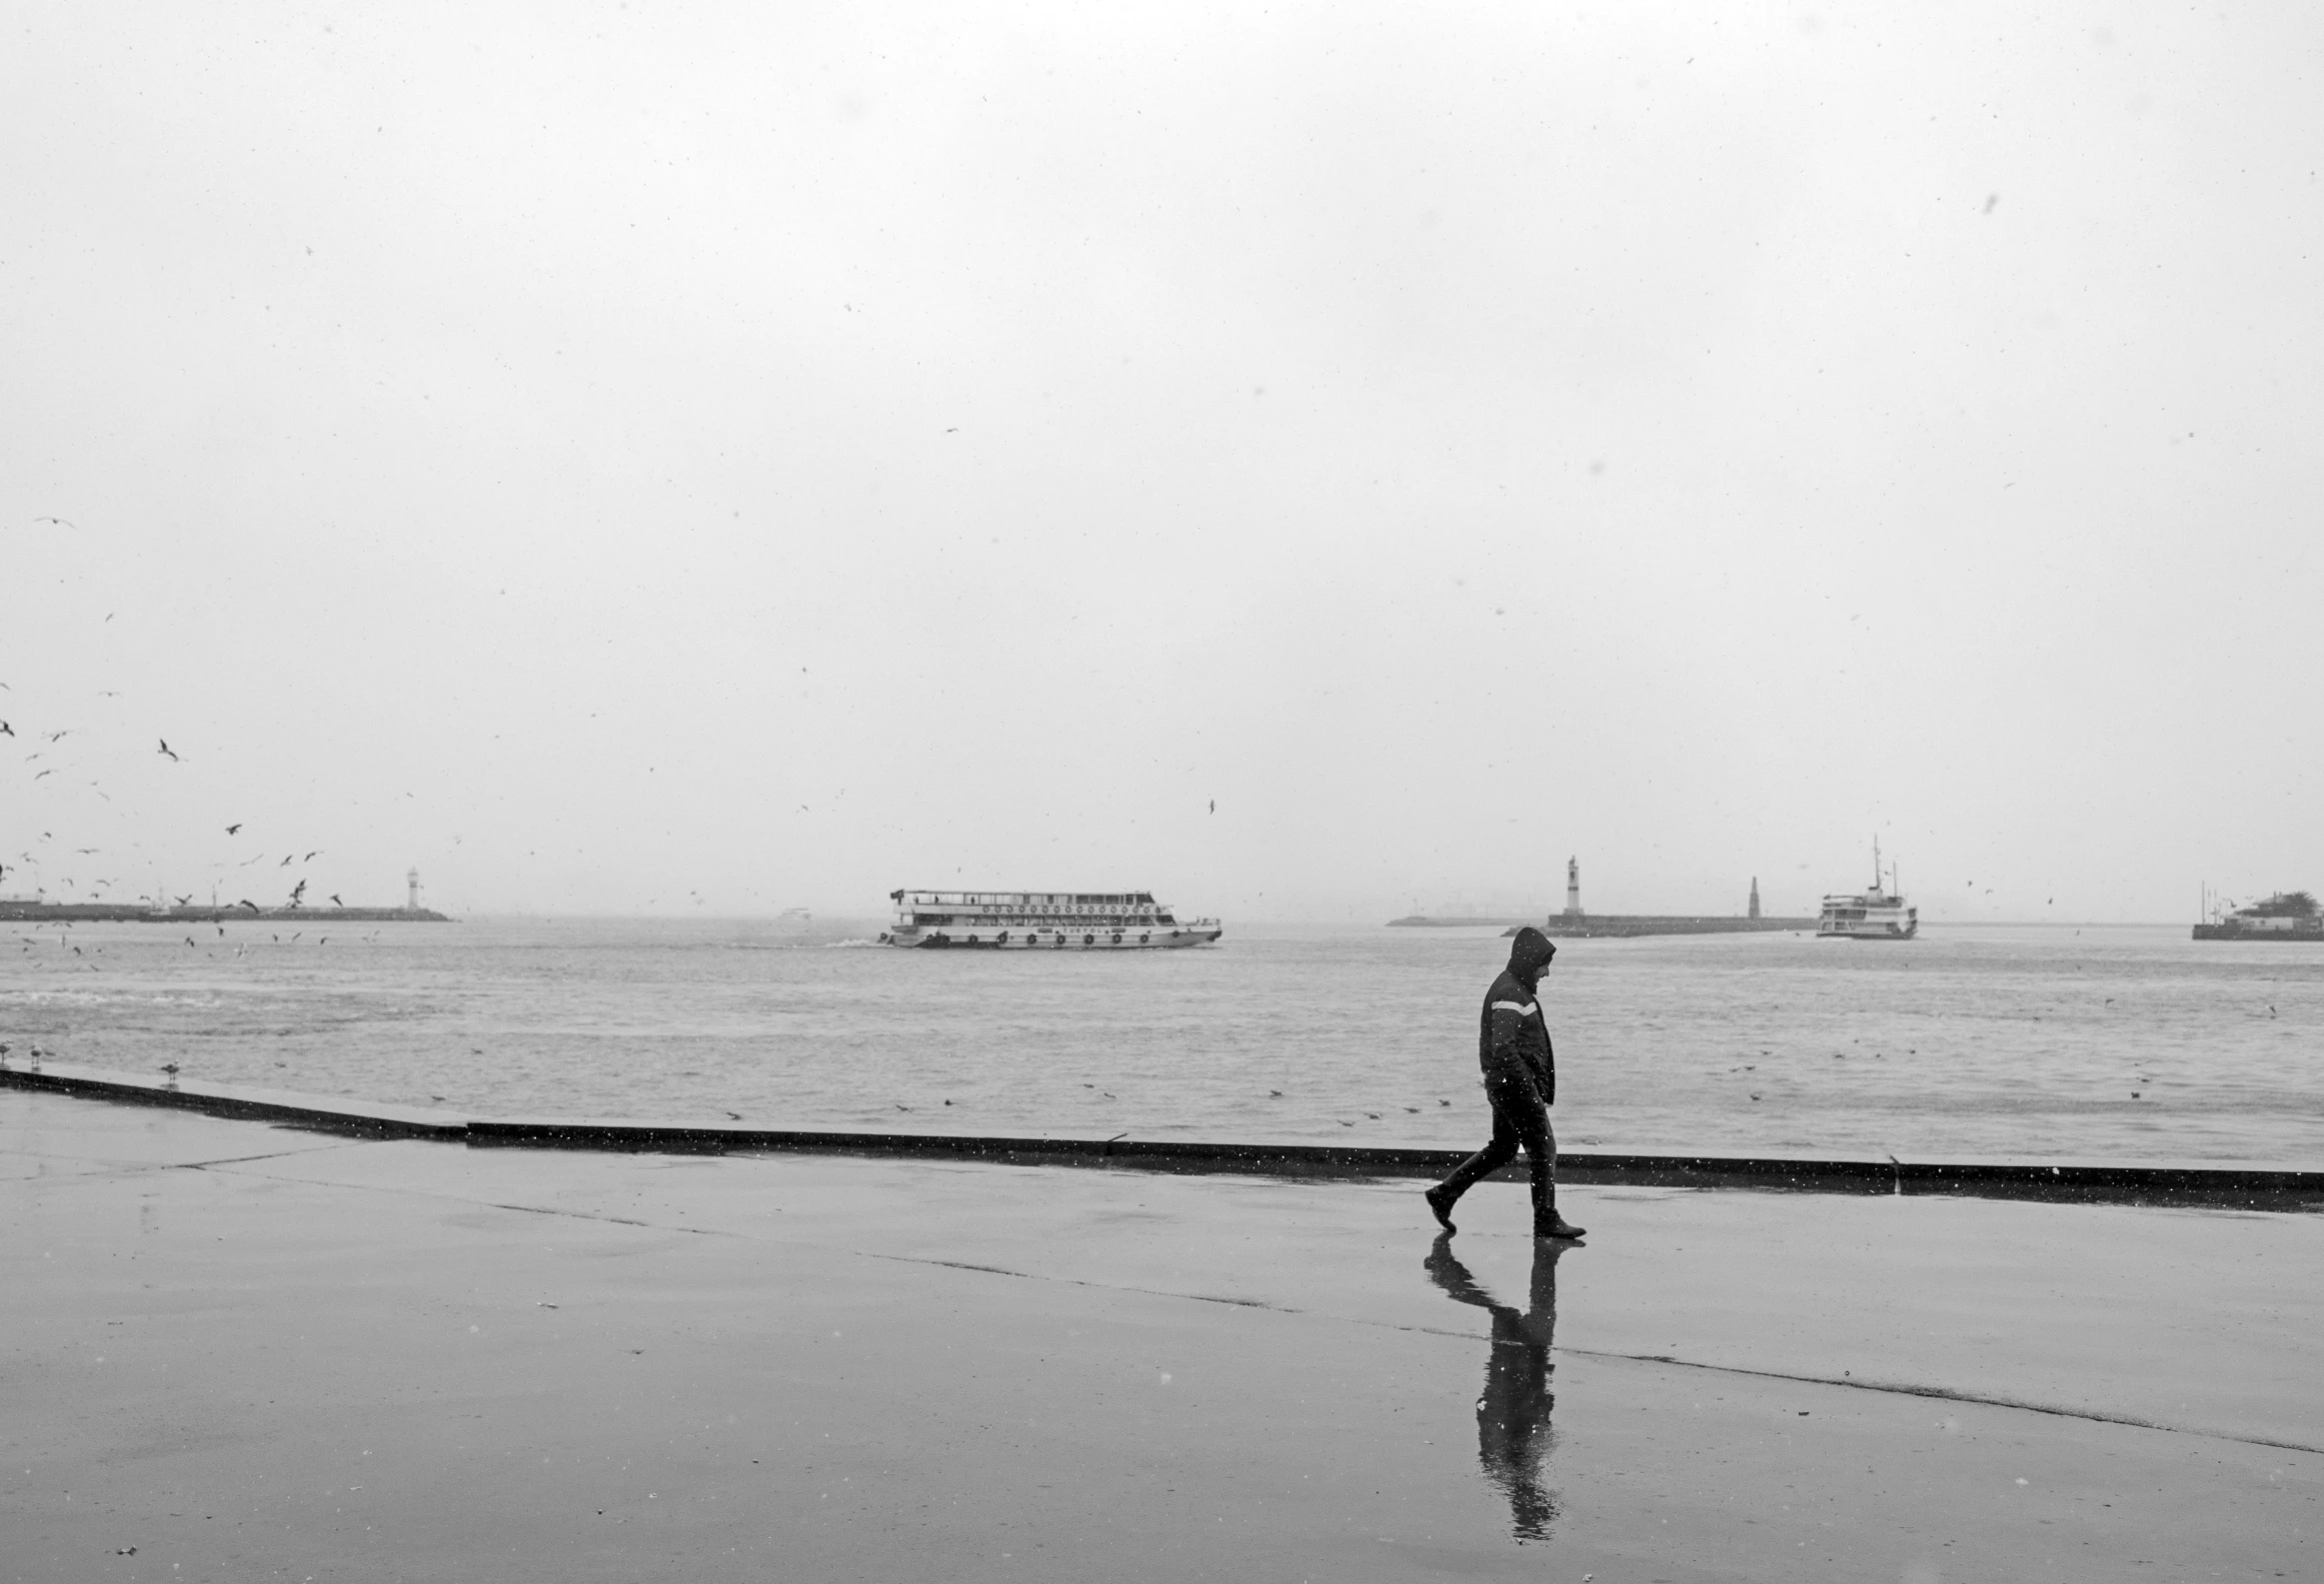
[0,902,450,922]
[1389,913,1815,937]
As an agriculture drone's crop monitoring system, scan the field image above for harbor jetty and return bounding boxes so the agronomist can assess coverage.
[1390,859,1813,937]
[0,902,450,922]
[0,865,451,923]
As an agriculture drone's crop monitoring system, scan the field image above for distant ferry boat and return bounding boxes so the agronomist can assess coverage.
[1818,842,1918,939]
[881,889,1222,950]
[2193,890,2321,941]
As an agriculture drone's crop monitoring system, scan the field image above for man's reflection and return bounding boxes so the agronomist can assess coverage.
[1424,1232,1573,1540]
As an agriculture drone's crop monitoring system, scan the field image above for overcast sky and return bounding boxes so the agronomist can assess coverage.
[5,1,2319,922]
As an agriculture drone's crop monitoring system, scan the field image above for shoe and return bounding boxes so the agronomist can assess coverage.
[1424,1184,1459,1233]
[1533,1217,1586,1239]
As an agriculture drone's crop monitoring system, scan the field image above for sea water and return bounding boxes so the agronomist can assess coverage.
[4,917,2319,1164]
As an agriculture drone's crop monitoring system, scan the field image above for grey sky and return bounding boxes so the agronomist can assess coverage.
[5,2,2318,921]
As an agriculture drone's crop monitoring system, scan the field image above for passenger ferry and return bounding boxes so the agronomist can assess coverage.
[881,889,1222,949]
[1817,841,1918,939]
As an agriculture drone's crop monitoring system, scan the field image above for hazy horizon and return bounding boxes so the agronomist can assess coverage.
[7,2,2318,924]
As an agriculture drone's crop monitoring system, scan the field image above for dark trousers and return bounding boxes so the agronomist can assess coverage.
[1437,1063,1556,1224]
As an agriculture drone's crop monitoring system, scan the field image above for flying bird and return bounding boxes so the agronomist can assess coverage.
[330,893,343,906]
[289,879,308,905]
[33,516,77,528]
[226,823,242,834]
[43,730,69,742]
[304,850,319,861]
[280,855,293,866]
[157,740,178,761]
[237,899,260,913]
[1208,799,1214,813]
[32,770,52,780]
[0,721,11,736]
[174,894,191,906]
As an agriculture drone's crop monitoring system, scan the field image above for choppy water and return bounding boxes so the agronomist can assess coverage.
[3,917,2319,1163]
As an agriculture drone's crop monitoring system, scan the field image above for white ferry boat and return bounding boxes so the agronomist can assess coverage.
[1817,842,1918,939]
[881,889,1223,950]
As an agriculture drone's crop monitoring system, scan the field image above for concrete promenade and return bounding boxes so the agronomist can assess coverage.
[5,1088,2318,1581]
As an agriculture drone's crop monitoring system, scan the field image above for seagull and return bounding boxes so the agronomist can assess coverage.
[304,850,319,861]
[226,823,242,834]
[43,730,70,742]
[34,516,77,529]
[289,879,307,905]
[174,894,191,906]
[157,740,179,761]
[237,899,260,912]
[32,770,52,780]
[1208,799,1214,813]
[280,855,293,866]
[329,892,343,906]
[0,721,11,737]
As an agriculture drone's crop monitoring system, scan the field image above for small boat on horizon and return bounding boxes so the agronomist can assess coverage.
[1818,840,1918,939]
[880,888,1222,950]
[2193,888,2321,941]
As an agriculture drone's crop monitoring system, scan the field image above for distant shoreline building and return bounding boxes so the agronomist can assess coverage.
[1563,856,1581,919]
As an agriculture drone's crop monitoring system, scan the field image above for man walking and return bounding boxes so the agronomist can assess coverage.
[1425,925,1585,1239]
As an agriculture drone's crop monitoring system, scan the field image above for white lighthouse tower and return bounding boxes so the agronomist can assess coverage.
[1563,856,1582,919]
[407,866,421,913]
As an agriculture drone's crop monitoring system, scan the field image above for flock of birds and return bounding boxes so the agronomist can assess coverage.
[6,672,357,967]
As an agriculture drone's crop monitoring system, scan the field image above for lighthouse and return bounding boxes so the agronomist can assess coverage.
[1563,856,1582,919]
[407,866,421,913]
[1749,875,1761,919]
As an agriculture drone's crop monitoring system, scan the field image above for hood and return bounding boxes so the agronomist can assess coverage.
[1506,925,1556,983]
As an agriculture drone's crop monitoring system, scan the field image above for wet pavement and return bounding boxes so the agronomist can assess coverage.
[4,1088,2318,1581]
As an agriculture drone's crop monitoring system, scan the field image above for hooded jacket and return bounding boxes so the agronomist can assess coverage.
[1478,926,1555,1101]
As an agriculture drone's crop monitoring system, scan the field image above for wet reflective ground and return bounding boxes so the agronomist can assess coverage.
[7,1090,2318,1581]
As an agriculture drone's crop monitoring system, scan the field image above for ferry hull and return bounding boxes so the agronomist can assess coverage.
[2193,923,2323,941]
[1816,918,1918,939]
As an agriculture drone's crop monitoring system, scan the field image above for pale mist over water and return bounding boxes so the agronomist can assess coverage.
[5,918,2318,1164]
